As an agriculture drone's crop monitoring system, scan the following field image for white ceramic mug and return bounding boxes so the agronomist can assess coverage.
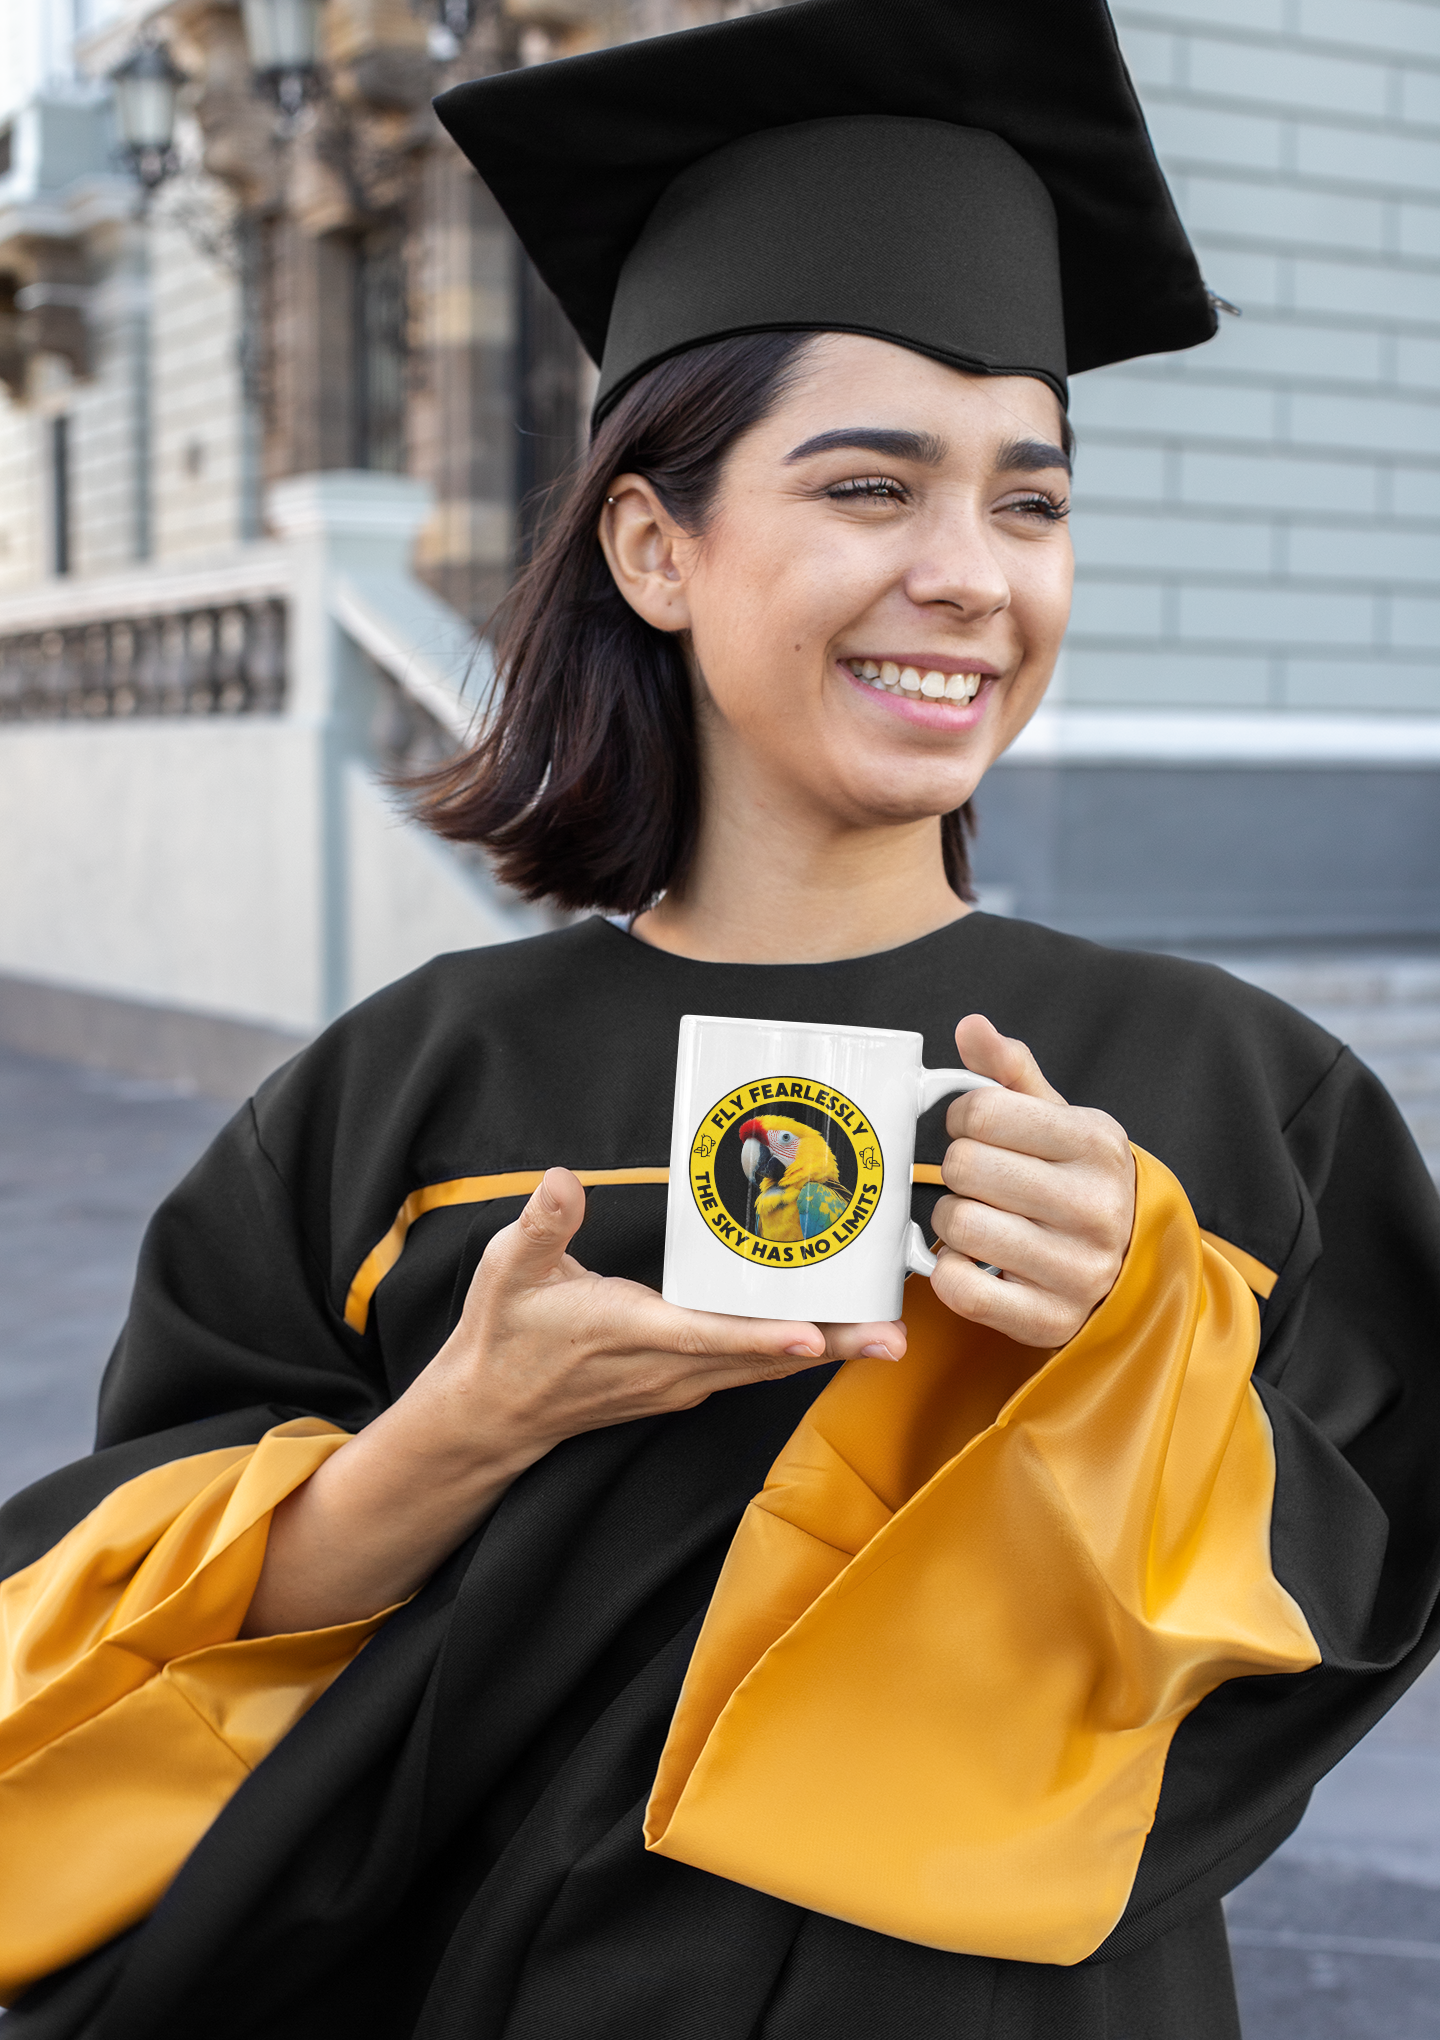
[662,1013,999,1323]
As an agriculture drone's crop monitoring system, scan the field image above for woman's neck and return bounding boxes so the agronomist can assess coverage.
[631,805,970,965]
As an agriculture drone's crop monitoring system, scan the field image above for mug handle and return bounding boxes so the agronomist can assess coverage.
[905,1065,1003,1281]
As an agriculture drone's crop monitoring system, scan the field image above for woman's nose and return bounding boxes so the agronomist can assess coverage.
[901,519,1010,619]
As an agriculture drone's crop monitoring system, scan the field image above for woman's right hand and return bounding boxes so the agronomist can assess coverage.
[433,1166,901,1454]
[243,1169,904,1637]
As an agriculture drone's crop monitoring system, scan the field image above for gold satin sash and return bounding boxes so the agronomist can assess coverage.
[644,1147,1319,1963]
[0,1420,385,2005]
[343,1166,1276,1335]
[1,1157,1303,1998]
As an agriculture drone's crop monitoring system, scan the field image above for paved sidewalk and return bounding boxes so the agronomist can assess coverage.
[0,1043,229,1503]
[0,1037,1437,2036]
[1226,1665,1440,2037]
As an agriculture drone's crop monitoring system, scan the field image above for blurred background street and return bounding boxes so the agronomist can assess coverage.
[0,1040,227,1501]
[3,0,1440,2030]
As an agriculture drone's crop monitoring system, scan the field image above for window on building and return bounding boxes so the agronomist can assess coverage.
[51,415,70,577]
[0,273,23,399]
[355,222,407,475]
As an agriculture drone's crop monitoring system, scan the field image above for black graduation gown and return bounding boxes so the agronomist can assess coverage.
[4,912,1439,2040]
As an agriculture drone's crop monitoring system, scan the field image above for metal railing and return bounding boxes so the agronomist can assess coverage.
[0,598,287,721]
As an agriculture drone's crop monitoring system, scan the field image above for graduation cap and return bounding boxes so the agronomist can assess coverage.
[434,0,1216,423]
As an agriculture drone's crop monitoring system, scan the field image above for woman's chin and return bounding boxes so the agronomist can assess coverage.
[826,770,987,831]
[815,711,995,815]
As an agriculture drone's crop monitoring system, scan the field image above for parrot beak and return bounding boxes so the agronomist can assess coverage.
[738,1119,785,1188]
[737,1119,768,1184]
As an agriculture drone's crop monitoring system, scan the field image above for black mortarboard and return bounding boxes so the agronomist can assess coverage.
[434,0,1216,423]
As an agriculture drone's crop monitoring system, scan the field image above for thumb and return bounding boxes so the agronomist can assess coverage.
[954,1014,1066,1105]
[501,1167,587,1283]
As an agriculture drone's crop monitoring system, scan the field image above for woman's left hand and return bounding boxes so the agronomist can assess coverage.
[929,1014,1136,1349]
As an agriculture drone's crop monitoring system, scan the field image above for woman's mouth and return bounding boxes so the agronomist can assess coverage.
[842,658,989,703]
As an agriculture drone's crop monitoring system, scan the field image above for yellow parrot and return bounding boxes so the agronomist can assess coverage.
[737,1115,852,1241]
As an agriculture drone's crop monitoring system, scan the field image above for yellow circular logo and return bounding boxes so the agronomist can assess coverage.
[688,1076,884,1267]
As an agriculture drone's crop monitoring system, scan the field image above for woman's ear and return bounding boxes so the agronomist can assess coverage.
[598,476,695,633]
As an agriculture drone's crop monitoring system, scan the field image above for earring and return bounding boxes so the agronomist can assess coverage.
[606,495,617,504]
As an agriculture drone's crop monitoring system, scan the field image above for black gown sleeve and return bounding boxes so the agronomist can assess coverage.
[1103,1044,1440,1955]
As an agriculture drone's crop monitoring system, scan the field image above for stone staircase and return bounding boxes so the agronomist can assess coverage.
[1196,954,1440,1184]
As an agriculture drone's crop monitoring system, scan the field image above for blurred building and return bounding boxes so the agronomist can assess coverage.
[0,0,1436,1095]
[0,0,757,1090]
[979,0,1440,947]
[0,0,745,616]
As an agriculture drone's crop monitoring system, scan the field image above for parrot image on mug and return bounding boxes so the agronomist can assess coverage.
[737,1115,853,1242]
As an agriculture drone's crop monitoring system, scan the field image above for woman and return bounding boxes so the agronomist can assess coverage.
[3,3,1439,2035]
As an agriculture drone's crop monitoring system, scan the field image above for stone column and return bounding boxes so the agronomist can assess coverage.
[267,468,435,1019]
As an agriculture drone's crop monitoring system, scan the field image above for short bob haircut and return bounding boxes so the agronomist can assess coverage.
[414,330,1065,916]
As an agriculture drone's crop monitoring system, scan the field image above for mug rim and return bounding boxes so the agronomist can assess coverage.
[681,1012,923,1048]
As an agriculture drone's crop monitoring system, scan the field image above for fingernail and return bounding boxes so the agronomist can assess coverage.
[861,1343,898,1361]
[785,1341,823,1357]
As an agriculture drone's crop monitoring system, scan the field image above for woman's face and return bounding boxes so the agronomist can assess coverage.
[612,333,1073,839]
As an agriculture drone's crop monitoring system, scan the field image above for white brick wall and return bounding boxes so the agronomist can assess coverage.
[1068,1,1440,715]
[70,254,146,579]
[149,204,246,563]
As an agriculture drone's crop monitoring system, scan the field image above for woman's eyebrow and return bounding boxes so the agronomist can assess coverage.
[783,427,948,465]
[995,436,1072,477]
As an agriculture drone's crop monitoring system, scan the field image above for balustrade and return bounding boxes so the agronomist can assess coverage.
[0,599,287,721]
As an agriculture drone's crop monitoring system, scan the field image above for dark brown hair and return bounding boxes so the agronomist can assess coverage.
[412,331,976,915]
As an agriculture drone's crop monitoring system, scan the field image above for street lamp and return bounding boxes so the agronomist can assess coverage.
[108,38,189,566]
[427,0,479,56]
[110,40,186,195]
[241,0,325,120]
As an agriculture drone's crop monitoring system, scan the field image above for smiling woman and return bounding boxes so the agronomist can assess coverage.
[414,331,1077,966]
[4,3,1440,2039]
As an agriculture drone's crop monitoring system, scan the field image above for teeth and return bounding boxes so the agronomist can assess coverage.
[848,661,987,701]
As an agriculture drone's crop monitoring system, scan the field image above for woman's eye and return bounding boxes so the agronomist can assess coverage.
[1001,492,1069,523]
[826,476,907,503]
